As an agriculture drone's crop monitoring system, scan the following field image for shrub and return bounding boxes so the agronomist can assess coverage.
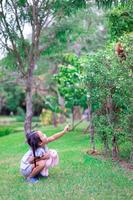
[0,127,13,137]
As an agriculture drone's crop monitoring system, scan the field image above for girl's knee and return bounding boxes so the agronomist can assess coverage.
[49,150,58,158]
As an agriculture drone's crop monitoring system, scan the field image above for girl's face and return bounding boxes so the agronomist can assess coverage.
[37,131,47,145]
[38,139,43,147]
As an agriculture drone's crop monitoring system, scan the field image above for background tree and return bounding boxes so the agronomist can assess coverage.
[0,0,86,133]
[84,34,133,159]
[55,53,87,128]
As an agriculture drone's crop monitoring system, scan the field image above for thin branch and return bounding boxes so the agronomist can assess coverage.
[0,2,26,76]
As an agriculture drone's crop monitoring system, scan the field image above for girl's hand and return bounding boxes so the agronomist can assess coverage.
[63,124,70,133]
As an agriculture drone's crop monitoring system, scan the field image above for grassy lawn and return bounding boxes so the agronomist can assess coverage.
[0,124,133,200]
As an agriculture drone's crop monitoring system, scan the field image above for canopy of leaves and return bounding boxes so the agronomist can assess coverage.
[107,5,133,40]
[55,53,87,110]
[83,34,133,142]
[95,0,131,9]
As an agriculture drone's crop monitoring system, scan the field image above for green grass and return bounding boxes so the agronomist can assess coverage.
[0,124,133,200]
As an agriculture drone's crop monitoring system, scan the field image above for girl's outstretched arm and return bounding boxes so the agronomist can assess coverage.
[47,125,69,143]
[37,125,69,145]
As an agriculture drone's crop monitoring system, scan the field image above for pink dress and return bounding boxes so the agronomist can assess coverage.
[40,149,59,176]
[40,134,59,176]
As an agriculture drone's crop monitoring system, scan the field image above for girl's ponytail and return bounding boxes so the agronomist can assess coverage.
[26,131,42,168]
[32,141,37,167]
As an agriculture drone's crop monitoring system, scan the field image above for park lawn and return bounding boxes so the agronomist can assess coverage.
[0,124,133,200]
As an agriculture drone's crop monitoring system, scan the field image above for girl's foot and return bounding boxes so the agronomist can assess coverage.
[26,177,39,183]
[36,173,48,179]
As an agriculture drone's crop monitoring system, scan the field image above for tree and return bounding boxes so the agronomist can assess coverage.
[0,0,86,134]
[55,53,87,128]
[84,34,133,159]
[107,4,133,40]
[95,0,132,9]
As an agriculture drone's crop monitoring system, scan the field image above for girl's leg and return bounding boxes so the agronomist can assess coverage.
[48,150,59,167]
[40,167,49,177]
[40,150,59,177]
[28,160,46,178]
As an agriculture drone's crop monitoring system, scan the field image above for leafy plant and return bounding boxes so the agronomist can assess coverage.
[0,127,13,137]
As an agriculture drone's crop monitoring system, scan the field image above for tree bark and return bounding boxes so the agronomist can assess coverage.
[73,106,82,121]
[106,95,118,158]
[71,106,82,129]
[52,112,58,127]
[103,136,110,155]
[88,105,95,152]
[24,67,33,134]
[72,107,74,129]
[130,140,133,163]
[112,135,118,159]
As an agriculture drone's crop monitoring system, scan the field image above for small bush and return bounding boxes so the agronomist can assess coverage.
[0,127,13,137]
[16,115,25,122]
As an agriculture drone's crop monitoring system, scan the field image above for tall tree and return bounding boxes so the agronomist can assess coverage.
[0,0,86,134]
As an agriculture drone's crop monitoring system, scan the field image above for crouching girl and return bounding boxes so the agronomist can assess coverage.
[20,125,69,183]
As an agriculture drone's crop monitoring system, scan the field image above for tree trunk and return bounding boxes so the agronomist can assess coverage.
[130,141,133,163]
[59,112,66,124]
[71,106,82,129]
[52,112,58,127]
[106,95,114,125]
[58,95,66,124]
[72,107,74,129]
[24,73,33,134]
[88,105,95,152]
[103,136,110,155]
[106,95,118,158]
[90,124,95,152]
[130,150,133,163]
[112,135,118,159]
[73,106,82,121]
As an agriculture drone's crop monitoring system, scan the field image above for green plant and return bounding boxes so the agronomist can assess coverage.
[0,126,13,137]
[107,5,133,40]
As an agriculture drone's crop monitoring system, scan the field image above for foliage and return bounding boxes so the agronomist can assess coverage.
[55,53,87,111]
[83,33,133,157]
[44,96,62,113]
[0,126,13,137]
[107,5,133,40]
[0,83,25,114]
[93,115,112,142]
[95,0,131,9]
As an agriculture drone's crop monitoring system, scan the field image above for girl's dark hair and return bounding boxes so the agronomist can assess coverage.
[26,131,42,167]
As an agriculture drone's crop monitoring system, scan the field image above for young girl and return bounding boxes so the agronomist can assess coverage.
[20,125,69,183]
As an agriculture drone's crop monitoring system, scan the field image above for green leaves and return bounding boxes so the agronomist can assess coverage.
[17,0,27,6]
[95,0,128,9]
[107,4,133,40]
[44,96,61,113]
[55,53,87,109]
[53,0,86,16]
